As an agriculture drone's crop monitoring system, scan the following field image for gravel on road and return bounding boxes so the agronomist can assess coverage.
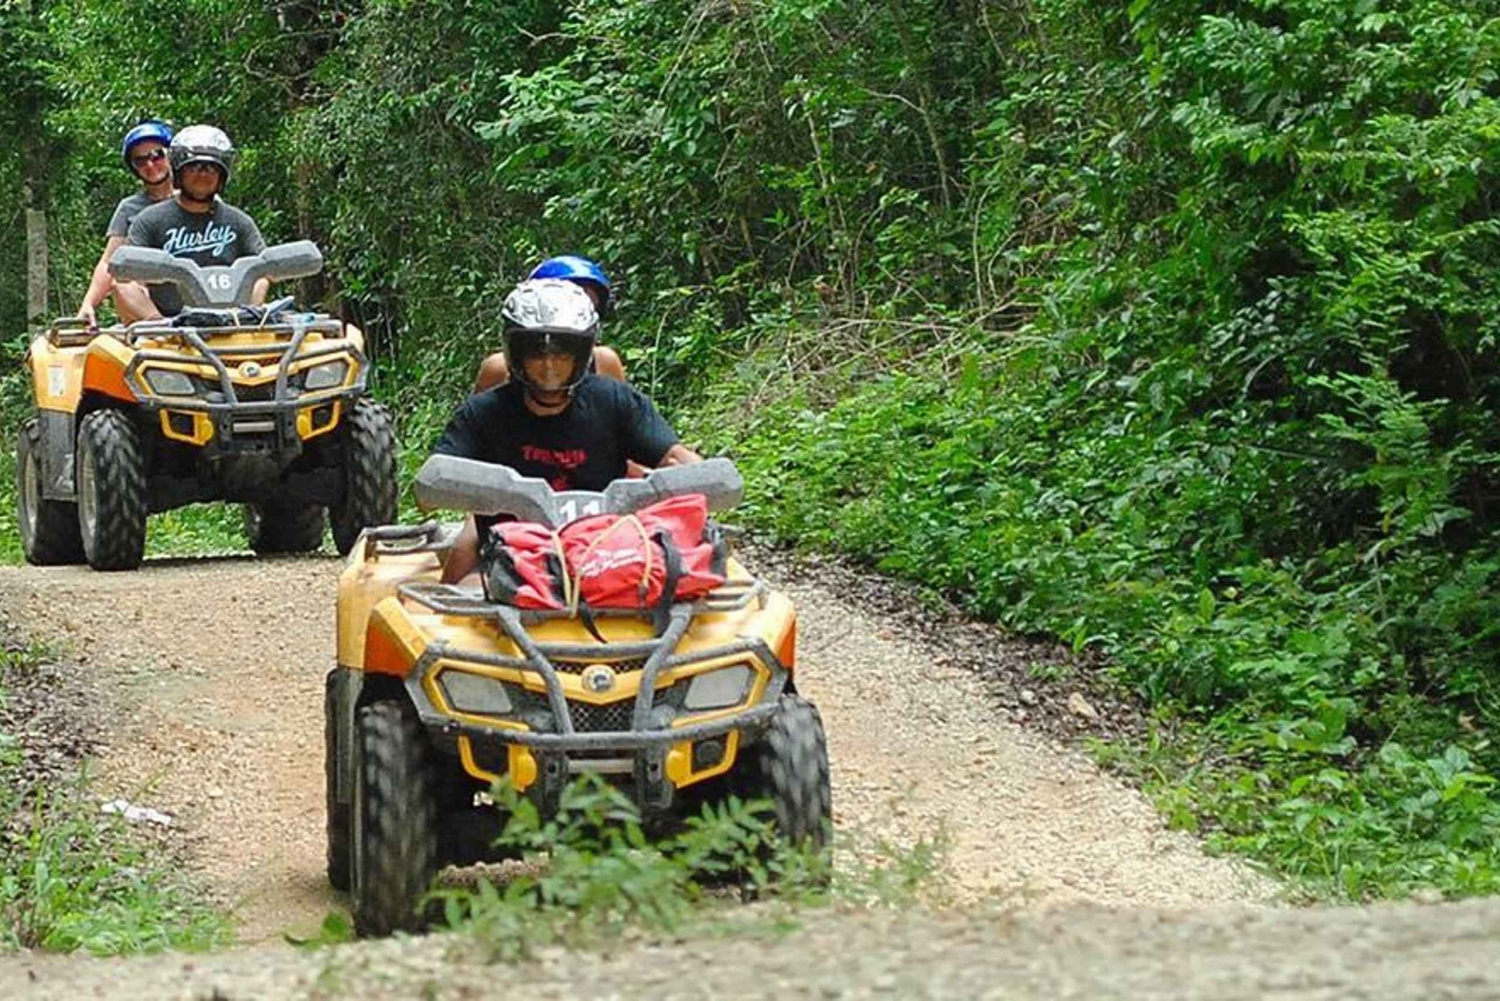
[7,897,1500,1000]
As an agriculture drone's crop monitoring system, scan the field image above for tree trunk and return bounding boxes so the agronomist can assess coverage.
[25,203,47,331]
[17,0,54,332]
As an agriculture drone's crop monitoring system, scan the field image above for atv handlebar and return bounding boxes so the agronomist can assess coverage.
[414,455,744,527]
[108,240,324,308]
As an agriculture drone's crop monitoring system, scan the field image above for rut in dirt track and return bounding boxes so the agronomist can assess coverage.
[0,551,1270,944]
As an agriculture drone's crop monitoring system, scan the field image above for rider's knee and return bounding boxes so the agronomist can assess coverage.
[112,281,160,324]
[474,352,510,392]
[594,345,626,382]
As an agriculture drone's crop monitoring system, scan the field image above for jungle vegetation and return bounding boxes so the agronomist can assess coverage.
[4,0,1500,898]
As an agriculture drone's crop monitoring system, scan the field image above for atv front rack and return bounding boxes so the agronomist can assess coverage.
[363,521,769,616]
[46,317,120,348]
[408,601,785,733]
[397,577,768,622]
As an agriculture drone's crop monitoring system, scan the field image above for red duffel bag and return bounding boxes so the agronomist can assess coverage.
[478,494,729,624]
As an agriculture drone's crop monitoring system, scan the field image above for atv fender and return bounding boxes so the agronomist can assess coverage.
[27,411,76,500]
[81,338,138,405]
[336,544,443,669]
[362,599,427,678]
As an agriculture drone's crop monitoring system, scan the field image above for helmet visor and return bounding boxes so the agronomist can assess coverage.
[505,328,593,391]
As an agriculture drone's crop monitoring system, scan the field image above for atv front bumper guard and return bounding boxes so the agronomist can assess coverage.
[393,576,788,810]
[121,318,367,454]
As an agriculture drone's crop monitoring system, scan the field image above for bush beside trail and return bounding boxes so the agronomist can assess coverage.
[0,640,229,955]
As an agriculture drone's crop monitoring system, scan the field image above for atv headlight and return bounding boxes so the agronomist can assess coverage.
[439,671,512,716]
[682,664,754,712]
[144,368,197,396]
[302,359,349,391]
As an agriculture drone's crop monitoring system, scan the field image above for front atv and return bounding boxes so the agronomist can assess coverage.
[327,457,832,936]
[17,241,397,570]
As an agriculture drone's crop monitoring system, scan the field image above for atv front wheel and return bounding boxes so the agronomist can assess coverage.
[76,409,148,571]
[244,502,326,554]
[330,400,397,556]
[350,700,438,937]
[16,419,84,565]
[747,695,833,850]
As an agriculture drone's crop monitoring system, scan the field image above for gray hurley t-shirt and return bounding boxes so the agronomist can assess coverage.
[105,191,168,238]
[127,197,267,316]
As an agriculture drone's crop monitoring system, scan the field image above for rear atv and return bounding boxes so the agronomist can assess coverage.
[326,457,832,936]
[17,241,397,570]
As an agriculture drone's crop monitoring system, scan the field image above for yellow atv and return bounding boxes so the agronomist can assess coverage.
[16,241,397,570]
[326,455,831,936]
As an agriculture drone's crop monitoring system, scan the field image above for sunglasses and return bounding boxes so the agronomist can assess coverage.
[130,149,168,167]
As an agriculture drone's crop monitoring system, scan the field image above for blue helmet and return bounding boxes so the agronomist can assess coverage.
[528,255,612,309]
[121,120,174,173]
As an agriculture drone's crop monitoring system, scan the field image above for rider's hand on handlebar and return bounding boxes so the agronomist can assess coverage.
[76,303,98,329]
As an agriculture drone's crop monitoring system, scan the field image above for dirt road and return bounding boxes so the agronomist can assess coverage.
[16,551,1490,998]
[0,552,1268,940]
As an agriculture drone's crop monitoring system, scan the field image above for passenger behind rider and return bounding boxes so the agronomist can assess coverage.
[475,254,650,478]
[473,255,627,391]
[75,120,176,327]
[434,278,701,584]
[117,125,270,323]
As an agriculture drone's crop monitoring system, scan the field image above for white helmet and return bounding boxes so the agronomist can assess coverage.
[501,279,599,397]
[502,278,598,333]
[170,125,237,189]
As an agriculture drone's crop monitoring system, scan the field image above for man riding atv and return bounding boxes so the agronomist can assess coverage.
[437,278,700,582]
[118,124,269,322]
[18,123,398,570]
[329,278,829,937]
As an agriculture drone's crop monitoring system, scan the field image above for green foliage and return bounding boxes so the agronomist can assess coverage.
[142,505,255,559]
[0,779,231,954]
[680,0,1500,899]
[285,910,355,950]
[440,776,944,962]
[0,647,230,955]
[1109,718,1500,901]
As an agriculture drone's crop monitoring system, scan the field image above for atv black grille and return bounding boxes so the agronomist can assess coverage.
[551,657,648,676]
[506,676,690,731]
[232,382,278,403]
[567,699,635,733]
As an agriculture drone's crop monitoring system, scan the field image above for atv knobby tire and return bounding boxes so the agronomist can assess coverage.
[330,400,396,556]
[245,502,326,554]
[324,671,351,892]
[76,409,148,571]
[351,700,438,937]
[16,419,84,565]
[749,695,833,850]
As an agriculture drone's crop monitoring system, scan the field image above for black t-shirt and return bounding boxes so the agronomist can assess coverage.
[434,376,679,493]
[127,197,267,316]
